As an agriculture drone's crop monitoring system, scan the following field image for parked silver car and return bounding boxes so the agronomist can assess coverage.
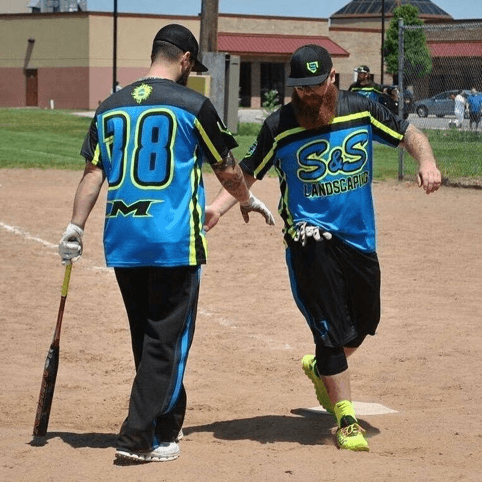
[414,90,473,118]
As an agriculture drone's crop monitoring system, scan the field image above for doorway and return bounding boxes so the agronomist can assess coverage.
[26,69,38,106]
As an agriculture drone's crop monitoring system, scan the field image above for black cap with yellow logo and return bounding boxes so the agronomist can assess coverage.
[286,44,333,87]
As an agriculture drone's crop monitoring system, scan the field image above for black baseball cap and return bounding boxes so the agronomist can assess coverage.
[286,44,333,87]
[357,65,370,73]
[153,24,208,73]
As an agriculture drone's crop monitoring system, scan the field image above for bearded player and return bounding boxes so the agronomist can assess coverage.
[204,45,441,451]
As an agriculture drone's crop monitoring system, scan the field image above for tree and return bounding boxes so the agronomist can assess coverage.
[383,4,432,85]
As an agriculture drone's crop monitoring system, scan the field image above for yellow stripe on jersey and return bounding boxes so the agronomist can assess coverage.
[91,143,101,166]
[195,118,223,163]
[254,126,305,177]
[331,111,404,142]
[189,162,207,265]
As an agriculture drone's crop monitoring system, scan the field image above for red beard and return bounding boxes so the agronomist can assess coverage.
[291,83,338,130]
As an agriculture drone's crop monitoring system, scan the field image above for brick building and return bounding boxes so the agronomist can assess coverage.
[2,1,478,112]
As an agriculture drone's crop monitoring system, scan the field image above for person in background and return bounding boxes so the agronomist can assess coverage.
[348,65,385,102]
[467,87,482,132]
[453,90,466,128]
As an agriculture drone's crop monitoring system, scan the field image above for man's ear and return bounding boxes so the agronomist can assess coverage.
[181,51,191,65]
[329,68,336,83]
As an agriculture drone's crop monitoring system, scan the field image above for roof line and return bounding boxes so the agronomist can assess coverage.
[331,13,450,19]
[218,33,332,39]
[329,27,382,33]
[218,12,328,21]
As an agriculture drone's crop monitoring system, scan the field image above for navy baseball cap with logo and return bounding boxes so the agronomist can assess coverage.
[286,44,333,87]
[153,24,208,73]
[357,65,370,73]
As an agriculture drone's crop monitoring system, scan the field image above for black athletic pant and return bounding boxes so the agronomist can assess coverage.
[114,265,201,452]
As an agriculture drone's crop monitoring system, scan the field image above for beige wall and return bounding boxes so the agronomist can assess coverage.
[329,29,386,88]
[0,11,393,109]
[0,12,202,109]
[219,14,330,36]
[88,14,201,69]
[0,14,91,108]
[86,13,202,108]
[0,14,89,68]
[0,0,31,14]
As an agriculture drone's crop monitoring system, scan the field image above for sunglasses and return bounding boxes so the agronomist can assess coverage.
[294,80,328,92]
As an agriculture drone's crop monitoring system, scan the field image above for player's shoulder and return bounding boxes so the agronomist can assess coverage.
[95,79,209,117]
[336,90,372,114]
[262,103,299,135]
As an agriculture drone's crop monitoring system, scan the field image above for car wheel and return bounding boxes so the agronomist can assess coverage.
[417,106,428,118]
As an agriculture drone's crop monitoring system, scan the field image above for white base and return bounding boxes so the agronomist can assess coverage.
[307,401,397,416]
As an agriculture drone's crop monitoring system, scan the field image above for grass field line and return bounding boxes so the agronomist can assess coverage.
[0,145,79,161]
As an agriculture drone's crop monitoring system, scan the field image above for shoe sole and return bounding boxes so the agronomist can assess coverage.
[336,440,370,452]
[302,355,335,415]
[115,450,180,463]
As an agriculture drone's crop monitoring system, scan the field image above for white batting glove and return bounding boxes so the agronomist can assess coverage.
[240,192,276,226]
[293,222,332,246]
[58,223,84,265]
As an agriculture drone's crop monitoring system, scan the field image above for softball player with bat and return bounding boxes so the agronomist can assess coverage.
[205,45,441,452]
[58,24,274,464]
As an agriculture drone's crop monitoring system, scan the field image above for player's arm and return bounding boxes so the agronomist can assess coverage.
[205,166,257,232]
[399,124,442,194]
[207,154,271,231]
[58,161,105,265]
[71,161,106,229]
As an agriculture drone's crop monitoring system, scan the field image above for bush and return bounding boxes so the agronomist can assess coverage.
[236,122,260,136]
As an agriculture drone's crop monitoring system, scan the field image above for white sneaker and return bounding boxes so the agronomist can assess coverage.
[115,442,180,463]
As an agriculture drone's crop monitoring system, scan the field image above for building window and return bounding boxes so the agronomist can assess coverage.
[239,62,251,107]
[261,63,285,106]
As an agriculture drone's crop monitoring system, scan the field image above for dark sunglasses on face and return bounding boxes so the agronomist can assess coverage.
[294,80,327,92]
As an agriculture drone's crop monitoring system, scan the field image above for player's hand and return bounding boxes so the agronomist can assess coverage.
[204,206,221,232]
[418,163,442,194]
[58,223,84,265]
[239,193,275,226]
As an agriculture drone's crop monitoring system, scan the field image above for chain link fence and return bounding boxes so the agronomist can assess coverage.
[397,21,482,187]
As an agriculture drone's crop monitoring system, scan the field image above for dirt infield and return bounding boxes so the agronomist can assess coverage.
[0,168,481,481]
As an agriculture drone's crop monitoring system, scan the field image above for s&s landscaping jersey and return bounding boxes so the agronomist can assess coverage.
[81,78,237,267]
[240,90,409,253]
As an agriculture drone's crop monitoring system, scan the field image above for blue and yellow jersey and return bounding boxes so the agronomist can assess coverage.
[81,78,237,267]
[240,90,409,253]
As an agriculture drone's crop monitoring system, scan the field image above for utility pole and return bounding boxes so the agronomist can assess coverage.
[381,0,385,84]
[113,0,118,94]
[199,0,219,56]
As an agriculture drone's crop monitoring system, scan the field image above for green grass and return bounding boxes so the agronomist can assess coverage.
[0,109,90,169]
[1,109,480,185]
